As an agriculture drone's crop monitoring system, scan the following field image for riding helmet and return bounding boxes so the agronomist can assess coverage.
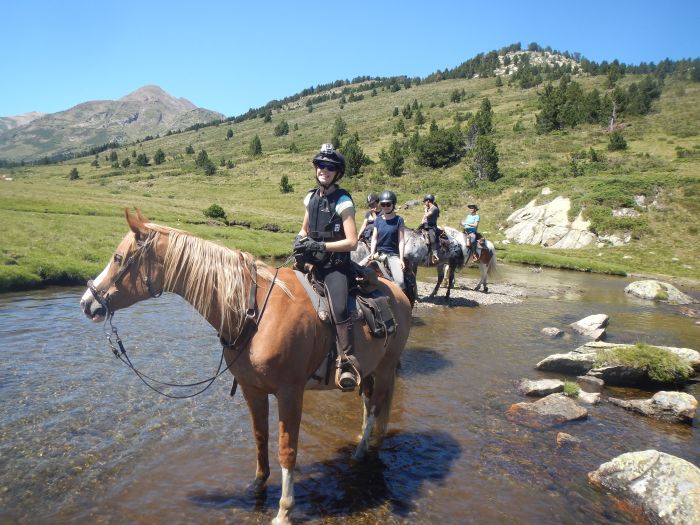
[367,192,379,205]
[379,190,397,205]
[312,143,346,179]
[468,203,479,211]
[423,193,436,203]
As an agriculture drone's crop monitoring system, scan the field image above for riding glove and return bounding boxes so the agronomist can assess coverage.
[293,235,305,252]
[303,239,326,253]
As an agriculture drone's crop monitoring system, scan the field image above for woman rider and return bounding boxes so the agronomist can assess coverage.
[369,190,406,291]
[357,192,380,245]
[462,204,480,261]
[421,194,440,264]
[293,144,360,390]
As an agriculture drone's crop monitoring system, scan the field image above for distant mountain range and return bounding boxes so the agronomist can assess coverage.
[0,85,224,161]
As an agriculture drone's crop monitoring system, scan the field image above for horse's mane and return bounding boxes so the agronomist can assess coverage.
[147,223,290,336]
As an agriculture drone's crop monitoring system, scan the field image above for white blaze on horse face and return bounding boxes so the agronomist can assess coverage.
[80,262,110,318]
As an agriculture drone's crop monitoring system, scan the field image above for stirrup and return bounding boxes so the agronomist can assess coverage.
[338,369,358,390]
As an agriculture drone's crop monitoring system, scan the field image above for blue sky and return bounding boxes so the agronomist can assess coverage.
[2,0,698,118]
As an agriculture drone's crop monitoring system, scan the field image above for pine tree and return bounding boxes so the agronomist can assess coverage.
[379,140,405,177]
[471,135,500,181]
[342,132,370,177]
[154,149,166,165]
[249,135,262,156]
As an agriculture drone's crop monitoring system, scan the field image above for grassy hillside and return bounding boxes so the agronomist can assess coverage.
[1,71,699,292]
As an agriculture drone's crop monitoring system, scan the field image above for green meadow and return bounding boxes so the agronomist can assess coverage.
[1,73,699,292]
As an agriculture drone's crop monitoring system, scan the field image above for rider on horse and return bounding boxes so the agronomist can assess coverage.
[462,203,480,262]
[420,194,440,264]
[357,192,380,246]
[293,143,361,390]
[369,190,406,291]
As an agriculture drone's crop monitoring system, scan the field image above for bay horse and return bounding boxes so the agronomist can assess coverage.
[403,227,497,300]
[79,210,412,525]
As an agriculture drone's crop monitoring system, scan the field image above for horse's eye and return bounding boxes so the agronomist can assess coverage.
[114,254,123,265]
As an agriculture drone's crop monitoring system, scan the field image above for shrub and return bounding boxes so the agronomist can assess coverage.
[68,167,79,180]
[121,158,131,168]
[280,174,293,193]
[415,126,465,168]
[274,120,289,136]
[249,135,262,156]
[135,153,149,166]
[203,204,227,221]
[185,145,195,154]
[608,131,627,151]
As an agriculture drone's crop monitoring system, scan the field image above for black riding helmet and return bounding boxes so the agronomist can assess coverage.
[367,192,379,205]
[379,190,397,205]
[423,193,436,203]
[312,143,346,187]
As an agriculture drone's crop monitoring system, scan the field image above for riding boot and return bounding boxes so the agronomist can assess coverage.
[335,319,361,391]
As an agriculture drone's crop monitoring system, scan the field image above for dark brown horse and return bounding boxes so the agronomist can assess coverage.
[80,210,412,525]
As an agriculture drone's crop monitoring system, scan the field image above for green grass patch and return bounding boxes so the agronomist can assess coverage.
[562,381,580,397]
[594,343,694,384]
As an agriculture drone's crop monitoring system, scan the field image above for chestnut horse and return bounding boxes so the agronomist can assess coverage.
[80,210,412,525]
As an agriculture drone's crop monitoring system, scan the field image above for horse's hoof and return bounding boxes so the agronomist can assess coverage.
[483,286,488,294]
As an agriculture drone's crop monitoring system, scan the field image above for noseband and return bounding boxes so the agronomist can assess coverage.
[88,231,162,316]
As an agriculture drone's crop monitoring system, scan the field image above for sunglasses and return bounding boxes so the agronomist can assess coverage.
[379,202,394,207]
[315,162,337,172]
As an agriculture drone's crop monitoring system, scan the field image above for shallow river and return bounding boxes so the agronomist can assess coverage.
[1,264,698,524]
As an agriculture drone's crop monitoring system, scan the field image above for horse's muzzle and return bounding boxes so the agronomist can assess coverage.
[80,292,107,322]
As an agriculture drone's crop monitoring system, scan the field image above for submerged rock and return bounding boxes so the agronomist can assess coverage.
[608,391,697,424]
[541,327,564,337]
[588,450,700,525]
[625,280,696,305]
[517,378,564,397]
[506,393,588,429]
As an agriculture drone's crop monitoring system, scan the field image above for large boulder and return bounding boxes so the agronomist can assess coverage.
[537,342,700,383]
[608,391,697,424]
[506,393,588,429]
[504,196,597,249]
[588,450,700,525]
[625,280,696,305]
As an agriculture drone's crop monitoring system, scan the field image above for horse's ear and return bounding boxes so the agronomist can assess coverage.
[125,208,148,240]
[134,208,149,224]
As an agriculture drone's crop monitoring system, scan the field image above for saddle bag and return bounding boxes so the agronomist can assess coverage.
[356,295,396,338]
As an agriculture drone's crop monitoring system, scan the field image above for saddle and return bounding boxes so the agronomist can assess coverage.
[295,267,395,337]
[294,267,397,387]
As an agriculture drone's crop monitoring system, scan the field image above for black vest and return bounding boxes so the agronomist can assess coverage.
[306,187,353,267]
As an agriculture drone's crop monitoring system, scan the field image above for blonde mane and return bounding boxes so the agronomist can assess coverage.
[148,224,289,336]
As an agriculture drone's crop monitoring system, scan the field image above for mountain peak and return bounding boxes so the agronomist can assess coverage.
[119,85,196,110]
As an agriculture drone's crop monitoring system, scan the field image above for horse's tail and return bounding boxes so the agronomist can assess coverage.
[486,241,498,276]
[374,367,396,438]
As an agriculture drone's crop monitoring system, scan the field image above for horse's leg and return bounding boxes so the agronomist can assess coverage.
[430,264,444,297]
[354,392,376,461]
[241,385,270,492]
[272,385,304,525]
[445,263,455,302]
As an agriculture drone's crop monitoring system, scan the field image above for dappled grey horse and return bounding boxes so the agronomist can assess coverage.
[403,226,497,301]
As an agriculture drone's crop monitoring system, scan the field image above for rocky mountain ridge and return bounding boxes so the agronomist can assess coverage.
[0,85,224,161]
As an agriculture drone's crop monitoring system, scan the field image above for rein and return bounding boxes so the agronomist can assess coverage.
[98,252,285,399]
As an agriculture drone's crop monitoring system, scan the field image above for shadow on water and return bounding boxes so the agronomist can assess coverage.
[398,346,452,377]
[187,430,461,521]
[417,295,479,308]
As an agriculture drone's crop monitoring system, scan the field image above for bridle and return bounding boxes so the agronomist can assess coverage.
[89,231,289,399]
[87,230,162,317]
